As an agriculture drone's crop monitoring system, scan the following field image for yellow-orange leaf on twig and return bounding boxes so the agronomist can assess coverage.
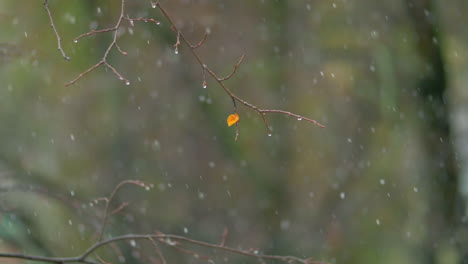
[227,113,239,127]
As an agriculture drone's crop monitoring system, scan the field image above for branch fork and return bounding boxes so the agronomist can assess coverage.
[65,0,160,87]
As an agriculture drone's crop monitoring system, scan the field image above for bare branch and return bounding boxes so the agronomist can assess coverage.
[191,33,208,49]
[45,0,325,135]
[65,61,104,86]
[104,61,130,85]
[155,3,325,139]
[0,179,326,264]
[219,54,245,82]
[0,252,99,264]
[110,202,130,216]
[259,112,272,136]
[115,44,128,55]
[220,227,228,246]
[260,109,326,128]
[0,233,327,264]
[44,0,70,60]
[73,28,117,43]
[87,234,327,264]
[148,238,167,264]
[96,180,147,242]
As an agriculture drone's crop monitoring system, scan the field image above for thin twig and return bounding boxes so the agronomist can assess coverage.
[66,61,104,86]
[110,202,130,216]
[148,238,167,264]
[220,227,228,246]
[191,33,208,49]
[44,0,70,60]
[219,54,245,81]
[115,44,127,55]
[66,0,127,86]
[73,28,117,42]
[261,109,326,127]
[96,180,147,242]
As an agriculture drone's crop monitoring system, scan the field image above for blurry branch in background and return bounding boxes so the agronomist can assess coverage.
[0,180,326,264]
[43,0,70,61]
[0,184,81,212]
[0,155,102,229]
[0,43,22,65]
[49,0,325,139]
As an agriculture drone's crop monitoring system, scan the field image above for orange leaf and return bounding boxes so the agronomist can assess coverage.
[226,113,239,127]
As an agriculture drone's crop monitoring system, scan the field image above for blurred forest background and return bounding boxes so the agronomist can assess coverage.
[0,0,468,263]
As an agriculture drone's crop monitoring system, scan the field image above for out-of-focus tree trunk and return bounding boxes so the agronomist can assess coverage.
[406,0,462,263]
[440,0,468,262]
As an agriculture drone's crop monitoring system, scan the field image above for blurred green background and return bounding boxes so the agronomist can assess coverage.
[0,0,468,263]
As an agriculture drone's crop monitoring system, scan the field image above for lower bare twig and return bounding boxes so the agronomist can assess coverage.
[96,180,148,242]
[220,227,228,247]
[0,180,326,264]
[148,237,168,264]
[0,233,327,264]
